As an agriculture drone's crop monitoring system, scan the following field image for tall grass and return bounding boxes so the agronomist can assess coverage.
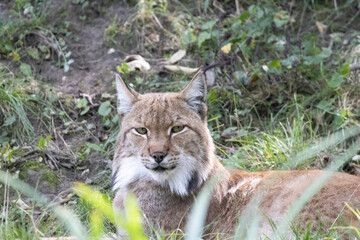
[0,66,35,141]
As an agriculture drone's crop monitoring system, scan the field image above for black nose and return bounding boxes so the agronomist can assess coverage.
[152,152,166,163]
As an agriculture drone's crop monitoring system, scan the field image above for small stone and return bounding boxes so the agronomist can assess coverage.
[85,178,93,184]
[107,48,115,54]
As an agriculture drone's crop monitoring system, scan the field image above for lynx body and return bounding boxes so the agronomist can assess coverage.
[112,72,360,239]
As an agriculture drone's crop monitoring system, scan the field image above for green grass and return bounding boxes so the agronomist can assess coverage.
[1,0,360,239]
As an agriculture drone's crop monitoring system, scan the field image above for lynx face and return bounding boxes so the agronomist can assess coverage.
[112,72,216,196]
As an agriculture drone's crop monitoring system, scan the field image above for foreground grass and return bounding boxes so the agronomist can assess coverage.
[1,0,360,239]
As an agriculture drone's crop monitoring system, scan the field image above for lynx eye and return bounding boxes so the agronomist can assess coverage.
[171,126,185,133]
[135,127,148,134]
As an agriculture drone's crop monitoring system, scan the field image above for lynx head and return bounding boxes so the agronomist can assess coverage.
[112,71,217,196]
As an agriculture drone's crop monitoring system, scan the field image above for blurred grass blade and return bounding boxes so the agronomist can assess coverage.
[74,182,117,223]
[185,173,224,240]
[74,182,147,240]
[185,185,212,240]
[90,209,104,240]
[0,170,88,240]
[124,194,147,240]
[345,203,360,221]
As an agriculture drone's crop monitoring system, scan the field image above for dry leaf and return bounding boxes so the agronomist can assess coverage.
[164,65,198,74]
[79,93,94,105]
[146,33,160,43]
[124,54,145,62]
[221,43,232,54]
[124,55,151,72]
[168,49,186,64]
[316,21,327,37]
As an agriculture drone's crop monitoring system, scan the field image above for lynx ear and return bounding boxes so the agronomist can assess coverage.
[115,74,138,115]
[180,71,207,120]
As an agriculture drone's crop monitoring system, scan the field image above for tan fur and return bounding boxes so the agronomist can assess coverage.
[112,72,360,239]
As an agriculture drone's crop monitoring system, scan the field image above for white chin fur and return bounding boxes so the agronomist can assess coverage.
[113,155,208,197]
[112,156,150,191]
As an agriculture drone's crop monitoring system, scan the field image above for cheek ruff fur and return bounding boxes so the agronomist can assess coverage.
[112,154,207,196]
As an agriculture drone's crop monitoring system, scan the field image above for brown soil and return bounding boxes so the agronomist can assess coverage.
[1,0,144,200]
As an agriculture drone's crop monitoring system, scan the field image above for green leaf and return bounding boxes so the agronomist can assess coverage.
[80,106,90,115]
[64,63,69,72]
[239,11,250,22]
[278,95,283,104]
[81,1,89,9]
[135,76,143,85]
[5,41,13,51]
[203,0,209,13]
[268,60,282,68]
[316,98,335,112]
[3,115,16,127]
[27,48,39,60]
[112,114,119,123]
[98,101,111,116]
[65,51,72,58]
[328,72,343,88]
[273,18,287,28]
[208,89,219,101]
[201,20,217,30]
[86,142,105,153]
[318,48,332,58]
[280,56,299,67]
[304,48,332,65]
[181,28,195,46]
[77,98,88,108]
[198,31,211,47]
[38,137,45,149]
[340,64,350,77]
[20,63,32,76]
[117,63,130,74]
[340,109,347,118]
[104,119,111,126]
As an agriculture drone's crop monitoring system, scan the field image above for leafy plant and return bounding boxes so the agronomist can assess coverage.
[77,98,90,115]
[38,135,51,152]
[0,143,15,167]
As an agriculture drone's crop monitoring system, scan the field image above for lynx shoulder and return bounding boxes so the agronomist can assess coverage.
[112,71,360,239]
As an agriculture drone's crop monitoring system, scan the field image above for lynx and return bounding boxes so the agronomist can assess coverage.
[112,70,360,239]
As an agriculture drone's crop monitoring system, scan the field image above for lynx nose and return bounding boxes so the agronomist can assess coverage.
[152,152,166,163]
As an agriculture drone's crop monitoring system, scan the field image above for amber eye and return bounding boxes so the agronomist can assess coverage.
[135,127,148,134]
[171,126,184,133]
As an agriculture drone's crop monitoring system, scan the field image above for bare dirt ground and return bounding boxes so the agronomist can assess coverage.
[40,1,134,95]
[1,1,145,199]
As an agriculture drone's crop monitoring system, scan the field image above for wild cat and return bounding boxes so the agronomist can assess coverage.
[111,70,360,239]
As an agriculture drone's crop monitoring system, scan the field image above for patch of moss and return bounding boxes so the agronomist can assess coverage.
[19,160,59,185]
[40,168,59,184]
